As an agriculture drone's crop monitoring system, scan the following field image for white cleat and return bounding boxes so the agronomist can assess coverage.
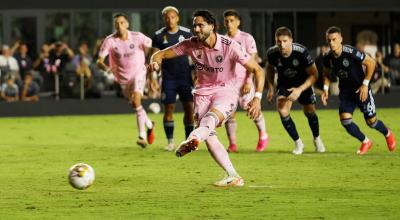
[214,175,244,187]
[164,142,175,152]
[292,139,304,155]
[313,136,326,153]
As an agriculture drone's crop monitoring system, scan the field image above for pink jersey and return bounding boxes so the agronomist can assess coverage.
[99,31,152,84]
[226,30,257,80]
[172,33,251,95]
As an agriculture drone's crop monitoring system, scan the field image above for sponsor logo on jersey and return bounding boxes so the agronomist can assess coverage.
[283,68,298,78]
[194,62,224,73]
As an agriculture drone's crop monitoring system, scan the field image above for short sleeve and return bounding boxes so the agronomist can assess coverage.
[302,48,315,67]
[322,55,330,69]
[171,39,191,56]
[141,33,152,48]
[231,40,251,66]
[98,38,110,58]
[351,47,366,63]
[246,35,258,54]
[152,34,160,49]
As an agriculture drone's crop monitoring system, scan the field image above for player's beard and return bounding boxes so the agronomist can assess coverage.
[196,31,211,42]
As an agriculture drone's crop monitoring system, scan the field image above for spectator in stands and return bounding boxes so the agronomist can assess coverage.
[13,42,33,80]
[33,44,53,91]
[386,43,400,85]
[0,45,21,84]
[20,71,40,102]
[1,75,19,102]
[371,51,390,94]
[72,42,93,68]
[75,56,93,90]
[48,41,74,73]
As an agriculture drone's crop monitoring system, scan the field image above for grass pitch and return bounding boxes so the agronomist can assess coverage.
[0,109,399,219]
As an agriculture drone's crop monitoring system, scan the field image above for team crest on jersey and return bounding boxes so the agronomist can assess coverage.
[178,35,185,42]
[215,55,223,63]
[163,35,168,44]
[342,58,349,67]
[129,44,135,49]
[292,59,299,67]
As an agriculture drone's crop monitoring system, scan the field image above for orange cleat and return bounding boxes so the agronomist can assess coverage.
[147,122,155,145]
[357,139,373,155]
[176,138,200,157]
[386,129,397,152]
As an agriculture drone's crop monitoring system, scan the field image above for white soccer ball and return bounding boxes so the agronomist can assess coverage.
[68,163,95,190]
[148,102,161,114]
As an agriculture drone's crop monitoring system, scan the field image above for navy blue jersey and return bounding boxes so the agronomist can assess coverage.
[152,26,192,80]
[267,43,314,88]
[323,45,366,93]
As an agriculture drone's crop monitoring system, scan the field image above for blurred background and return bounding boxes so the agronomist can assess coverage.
[0,0,399,115]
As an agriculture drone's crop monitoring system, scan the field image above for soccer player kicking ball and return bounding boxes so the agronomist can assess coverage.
[149,10,265,187]
[266,27,326,155]
[222,9,269,153]
[97,13,155,148]
[321,26,396,155]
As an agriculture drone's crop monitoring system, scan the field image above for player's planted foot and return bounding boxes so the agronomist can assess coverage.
[147,121,155,145]
[357,139,373,155]
[165,142,175,152]
[386,129,397,152]
[256,136,269,152]
[292,139,304,155]
[227,144,238,153]
[214,175,244,187]
[313,136,326,153]
[136,137,147,148]
[176,138,200,157]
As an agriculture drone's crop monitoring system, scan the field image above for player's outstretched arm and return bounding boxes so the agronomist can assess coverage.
[243,59,265,120]
[148,48,178,72]
[321,66,331,106]
[287,63,318,102]
[356,54,376,102]
[265,63,275,104]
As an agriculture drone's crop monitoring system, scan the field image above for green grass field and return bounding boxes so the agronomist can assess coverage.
[0,109,399,219]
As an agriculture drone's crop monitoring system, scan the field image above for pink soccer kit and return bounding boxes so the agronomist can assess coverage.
[99,31,152,96]
[228,30,258,109]
[172,34,251,122]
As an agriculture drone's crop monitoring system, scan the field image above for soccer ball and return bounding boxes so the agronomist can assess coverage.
[148,102,161,114]
[68,163,95,190]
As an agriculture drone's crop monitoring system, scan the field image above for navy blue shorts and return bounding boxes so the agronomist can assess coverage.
[276,87,316,105]
[339,89,376,119]
[161,79,193,104]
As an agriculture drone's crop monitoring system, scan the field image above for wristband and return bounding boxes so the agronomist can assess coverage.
[362,79,370,86]
[323,85,329,91]
[254,92,262,99]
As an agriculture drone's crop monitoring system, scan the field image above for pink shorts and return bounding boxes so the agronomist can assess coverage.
[194,86,239,127]
[120,74,146,101]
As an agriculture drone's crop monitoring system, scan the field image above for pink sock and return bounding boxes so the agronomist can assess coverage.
[206,131,238,177]
[225,118,237,145]
[135,106,149,139]
[189,112,219,141]
[254,114,267,140]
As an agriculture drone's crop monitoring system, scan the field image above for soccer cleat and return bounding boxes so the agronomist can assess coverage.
[214,175,244,187]
[256,136,269,152]
[147,121,155,145]
[357,139,373,155]
[165,142,175,152]
[175,138,200,157]
[386,129,397,152]
[292,139,304,155]
[136,137,147,148]
[313,136,326,153]
[227,144,238,153]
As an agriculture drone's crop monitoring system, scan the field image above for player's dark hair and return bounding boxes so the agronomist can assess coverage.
[223,9,241,20]
[275,26,292,38]
[192,10,218,32]
[113,12,129,22]
[326,26,342,35]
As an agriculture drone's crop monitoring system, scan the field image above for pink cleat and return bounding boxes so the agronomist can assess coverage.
[256,136,269,152]
[227,144,238,153]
